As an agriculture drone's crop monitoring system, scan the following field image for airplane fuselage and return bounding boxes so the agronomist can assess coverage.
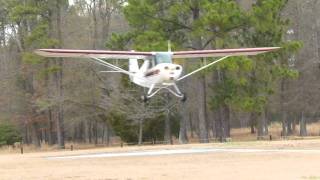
[144,63,183,85]
[130,52,182,88]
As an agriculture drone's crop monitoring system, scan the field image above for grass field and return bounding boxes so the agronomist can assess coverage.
[1,122,320,179]
[1,139,320,180]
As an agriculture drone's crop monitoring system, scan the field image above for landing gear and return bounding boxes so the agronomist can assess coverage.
[142,92,186,102]
[141,95,148,103]
[141,83,187,101]
[181,93,187,102]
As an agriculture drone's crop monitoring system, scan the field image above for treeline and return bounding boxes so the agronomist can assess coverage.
[0,0,319,148]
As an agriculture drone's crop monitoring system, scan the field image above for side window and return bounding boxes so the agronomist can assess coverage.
[156,56,161,64]
[150,58,155,68]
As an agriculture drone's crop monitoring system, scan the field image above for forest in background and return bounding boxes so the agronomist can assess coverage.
[0,0,319,149]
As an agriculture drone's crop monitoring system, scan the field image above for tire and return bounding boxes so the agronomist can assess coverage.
[141,95,148,103]
[181,93,187,102]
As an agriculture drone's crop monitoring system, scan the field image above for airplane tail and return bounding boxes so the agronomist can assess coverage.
[129,58,139,80]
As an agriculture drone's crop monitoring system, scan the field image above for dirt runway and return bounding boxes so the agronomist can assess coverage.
[1,140,320,180]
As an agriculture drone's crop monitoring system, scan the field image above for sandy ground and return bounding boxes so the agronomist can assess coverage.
[1,140,320,180]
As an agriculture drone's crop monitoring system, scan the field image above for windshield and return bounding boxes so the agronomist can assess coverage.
[155,52,172,64]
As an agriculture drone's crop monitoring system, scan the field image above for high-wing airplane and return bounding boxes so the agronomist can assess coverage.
[35,46,280,102]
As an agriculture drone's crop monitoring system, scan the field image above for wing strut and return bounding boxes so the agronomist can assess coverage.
[91,57,132,75]
[91,57,154,84]
[177,56,230,81]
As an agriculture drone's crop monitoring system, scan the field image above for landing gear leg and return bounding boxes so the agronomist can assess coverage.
[141,84,155,103]
[173,84,187,102]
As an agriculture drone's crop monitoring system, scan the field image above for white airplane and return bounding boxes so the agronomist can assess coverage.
[35,46,280,102]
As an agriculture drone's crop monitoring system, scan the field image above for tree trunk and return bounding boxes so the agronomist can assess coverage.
[179,105,188,144]
[197,76,209,143]
[280,78,288,137]
[48,109,54,145]
[214,104,231,142]
[55,0,65,149]
[94,119,98,145]
[292,115,297,133]
[23,123,29,144]
[189,112,194,139]
[44,59,53,145]
[222,104,231,138]
[41,128,46,144]
[80,121,86,142]
[138,103,145,145]
[102,122,105,144]
[92,0,98,49]
[249,112,256,134]
[72,125,77,142]
[102,122,111,145]
[138,118,143,145]
[190,2,208,143]
[98,0,112,47]
[287,120,293,135]
[281,110,288,137]
[257,111,268,139]
[215,107,225,142]
[163,93,173,144]
[56,90,65,148]
[209,110,216,138]
[214,67,231,142]
[46,6,56,146]
[300,111,307,136]
[86,121,91,143]
[287,113,293,135]
[164,111,172,144]
[89,121,93,143]
[31,122,40,147]
[106,123,110,146]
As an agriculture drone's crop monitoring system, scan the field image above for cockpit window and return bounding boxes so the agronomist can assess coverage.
[155,52,172,64]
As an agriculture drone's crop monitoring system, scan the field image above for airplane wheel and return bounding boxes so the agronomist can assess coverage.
[181,93,187,102]
[141,95,148,103]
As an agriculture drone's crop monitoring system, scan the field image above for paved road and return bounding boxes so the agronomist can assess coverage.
[47,147,320,160]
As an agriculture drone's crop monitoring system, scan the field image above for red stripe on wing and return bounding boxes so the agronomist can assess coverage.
[38,49,153,56]
[173,47,280,58]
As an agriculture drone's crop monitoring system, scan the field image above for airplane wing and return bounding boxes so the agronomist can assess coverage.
[35,47,280,82]
[35,47,279,59]
[172,47,280,59]
[175,47,281,81]
[35,49,154,59]
[35,49,154,81]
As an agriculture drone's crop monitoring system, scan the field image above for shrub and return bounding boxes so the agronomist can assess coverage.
[0,122,22,146]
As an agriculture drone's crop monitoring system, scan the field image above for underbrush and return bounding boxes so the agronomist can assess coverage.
[1,122,319,154]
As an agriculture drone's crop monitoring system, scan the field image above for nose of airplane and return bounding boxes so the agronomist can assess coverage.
[162,64,182,81]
